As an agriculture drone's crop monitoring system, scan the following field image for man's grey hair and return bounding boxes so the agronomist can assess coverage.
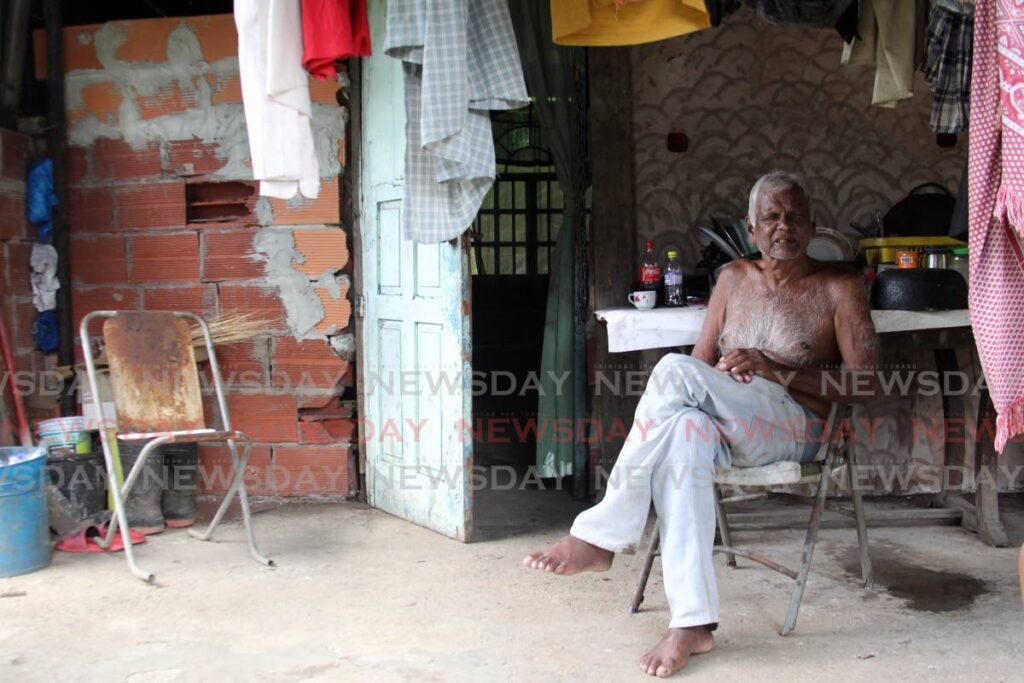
[747,171,812,222]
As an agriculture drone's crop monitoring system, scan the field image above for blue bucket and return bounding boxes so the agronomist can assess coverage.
[0,447,51,578]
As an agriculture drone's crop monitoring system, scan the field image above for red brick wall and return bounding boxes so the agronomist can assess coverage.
[50,15,354,498]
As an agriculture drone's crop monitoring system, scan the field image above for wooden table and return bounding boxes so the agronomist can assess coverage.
[594,306,1008,546]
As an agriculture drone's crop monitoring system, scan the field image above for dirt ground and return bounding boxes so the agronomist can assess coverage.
[1,488,1022,682]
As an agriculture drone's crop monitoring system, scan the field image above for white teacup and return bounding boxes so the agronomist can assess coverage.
[628,290,656,310]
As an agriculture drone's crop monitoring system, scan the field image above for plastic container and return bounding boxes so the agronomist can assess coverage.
[860,236,966,265]
[36,416,91,454]
[663,250,685,307]
[896,250,920,268]
[36,416,86,437]
[0,447,51,578]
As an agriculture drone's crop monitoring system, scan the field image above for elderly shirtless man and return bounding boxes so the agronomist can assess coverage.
[524,171,880,677]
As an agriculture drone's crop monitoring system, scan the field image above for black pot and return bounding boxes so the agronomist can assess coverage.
[871,268,968,311]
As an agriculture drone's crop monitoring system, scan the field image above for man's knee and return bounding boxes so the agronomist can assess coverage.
[648,354,706,390]
[652,353,700,374]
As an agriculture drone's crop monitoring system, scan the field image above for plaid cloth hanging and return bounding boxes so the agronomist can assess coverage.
[385,0,528,244]
[922,3,974,134]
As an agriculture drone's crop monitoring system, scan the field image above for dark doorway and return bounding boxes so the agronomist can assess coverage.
[471,168,563,471]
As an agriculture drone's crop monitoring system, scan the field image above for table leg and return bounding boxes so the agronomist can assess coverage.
[933,349,1007,547]
[934,349,966,490]
[974,388,1008,547]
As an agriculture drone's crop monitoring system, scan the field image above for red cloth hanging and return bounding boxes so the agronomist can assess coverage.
[301,0,372,80]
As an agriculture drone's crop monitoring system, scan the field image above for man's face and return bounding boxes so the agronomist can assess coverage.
[746,187,814,261]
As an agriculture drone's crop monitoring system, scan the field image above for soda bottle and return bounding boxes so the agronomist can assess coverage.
[664,250,685,307]
[640,240,661,291]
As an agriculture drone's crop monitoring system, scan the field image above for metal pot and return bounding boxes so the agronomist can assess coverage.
[870,268,967,311]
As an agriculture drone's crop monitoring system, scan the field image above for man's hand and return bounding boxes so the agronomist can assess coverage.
[716,348,786,384]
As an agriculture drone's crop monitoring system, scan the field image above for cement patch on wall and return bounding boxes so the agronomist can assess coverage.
[252,227,350,340]
[63,18,346,183]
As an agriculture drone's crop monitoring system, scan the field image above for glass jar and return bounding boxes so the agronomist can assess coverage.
[950,247,969,285]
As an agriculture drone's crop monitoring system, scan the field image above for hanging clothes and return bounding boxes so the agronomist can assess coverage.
[922,1,974,134]
[385,0,528,243]
[831,0,859,43]
[846,0,921,108]
[968,0,1024,452]
[551,0,710,46]
[705,0,856,39]
[746,0,854,29]
[235,0,321,199]
[301,0,372,80]
[29,243,59,313]
[704,0,741,27]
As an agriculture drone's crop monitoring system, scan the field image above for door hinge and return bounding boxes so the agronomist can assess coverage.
[355,294,366,318]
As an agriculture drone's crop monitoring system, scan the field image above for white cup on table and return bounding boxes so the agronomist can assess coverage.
[628,290,656,310]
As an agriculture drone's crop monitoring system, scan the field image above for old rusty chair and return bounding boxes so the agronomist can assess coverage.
[628,403,872,635]
[81,311,271,583]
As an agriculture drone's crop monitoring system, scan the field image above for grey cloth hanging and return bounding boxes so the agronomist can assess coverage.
[384,0,528,243]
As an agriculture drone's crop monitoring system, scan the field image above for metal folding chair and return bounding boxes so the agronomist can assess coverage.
[628,403,872,635]
[80,311,272,583]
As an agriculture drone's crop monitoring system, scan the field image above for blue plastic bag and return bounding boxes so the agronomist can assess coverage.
[32,309,59,353]
[26,158,58,242]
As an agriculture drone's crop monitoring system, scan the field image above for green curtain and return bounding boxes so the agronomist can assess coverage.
[509,1,589,478]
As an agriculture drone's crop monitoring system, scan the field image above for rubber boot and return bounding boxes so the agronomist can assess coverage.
[161,443,198,528]
[117,440,165,535]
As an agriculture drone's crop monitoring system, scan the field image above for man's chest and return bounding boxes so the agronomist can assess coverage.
[719,292,837,366]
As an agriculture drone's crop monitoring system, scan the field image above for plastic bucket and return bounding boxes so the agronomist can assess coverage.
[36,416,91,454]
[0,447,51,578]
[36,416,86,434]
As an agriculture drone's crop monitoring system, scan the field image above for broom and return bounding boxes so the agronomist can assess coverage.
[188,312,275,349]
[188,312,274,364]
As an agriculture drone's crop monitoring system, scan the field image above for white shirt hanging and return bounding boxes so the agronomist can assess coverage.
[235,0,321,199]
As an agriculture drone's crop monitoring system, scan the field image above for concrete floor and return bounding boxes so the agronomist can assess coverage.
[1,487,1022,682]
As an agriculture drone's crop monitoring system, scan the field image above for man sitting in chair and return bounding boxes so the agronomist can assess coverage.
[523,171,880,677]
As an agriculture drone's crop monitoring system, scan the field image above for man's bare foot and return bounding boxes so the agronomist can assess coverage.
[639,626,715,678]
[521,535,613,575]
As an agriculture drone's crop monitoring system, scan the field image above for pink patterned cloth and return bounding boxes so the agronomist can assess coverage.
[968,0,1024,452]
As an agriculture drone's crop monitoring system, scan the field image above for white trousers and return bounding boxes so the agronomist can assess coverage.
[570,354,815,628]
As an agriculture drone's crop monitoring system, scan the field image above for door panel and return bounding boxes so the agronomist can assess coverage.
[358,0,473,541]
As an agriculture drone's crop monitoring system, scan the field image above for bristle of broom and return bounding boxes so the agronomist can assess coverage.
[189,313,274,347]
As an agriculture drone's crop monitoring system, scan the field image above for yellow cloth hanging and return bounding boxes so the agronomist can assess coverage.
[552,0,710,46]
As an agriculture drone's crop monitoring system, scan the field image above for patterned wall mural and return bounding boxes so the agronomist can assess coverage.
[631,8,965,267]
